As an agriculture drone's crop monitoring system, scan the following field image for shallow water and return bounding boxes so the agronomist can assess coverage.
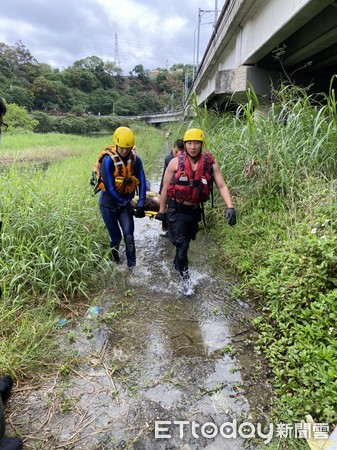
[8,178,272,450]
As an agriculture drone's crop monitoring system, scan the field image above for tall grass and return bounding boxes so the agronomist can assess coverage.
[0,126,164,377]
[171,81,337,442]
[190,82,337,438]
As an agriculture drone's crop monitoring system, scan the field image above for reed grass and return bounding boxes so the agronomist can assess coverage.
[0,126,164,377]
[202,83,337,437]
[169,81,337,441]
[2,85,337,443]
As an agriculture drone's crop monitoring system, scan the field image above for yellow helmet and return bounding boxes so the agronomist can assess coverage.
[183,128,205,143]
[113,126,135,148]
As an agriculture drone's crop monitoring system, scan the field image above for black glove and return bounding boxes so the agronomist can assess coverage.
[225,208,236,226]
[155,212,166,222]
[134,206,145,218]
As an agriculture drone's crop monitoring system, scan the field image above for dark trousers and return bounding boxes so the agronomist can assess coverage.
[166,200,201,275]
[0,397,4,438]
[99,199,136,267]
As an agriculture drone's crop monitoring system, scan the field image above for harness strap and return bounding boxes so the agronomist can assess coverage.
[179,152,184,171]
[201,202,207,228]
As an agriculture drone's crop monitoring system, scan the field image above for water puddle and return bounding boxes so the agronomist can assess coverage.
[8,180,272,449]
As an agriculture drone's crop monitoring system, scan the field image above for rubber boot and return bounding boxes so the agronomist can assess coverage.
[180,265,192,296]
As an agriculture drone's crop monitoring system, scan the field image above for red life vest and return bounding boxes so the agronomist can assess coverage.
[167,151,214,204]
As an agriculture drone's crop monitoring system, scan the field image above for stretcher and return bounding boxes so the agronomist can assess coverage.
[132,190,160,220]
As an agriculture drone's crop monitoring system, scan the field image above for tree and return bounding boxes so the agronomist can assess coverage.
[32,77,65,110]
[0,40,187,119]
[130,64,150,83]
[4,86,34,111]
[0,42,20,80]
[103,61,123,77]
[61,68,100,93]
[73,56,105,73]
[5,103,38,131]
[87,88,116,115]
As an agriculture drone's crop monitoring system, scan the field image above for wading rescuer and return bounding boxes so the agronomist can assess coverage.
[96,126,147,268]
[156,128,236,286]
[158,138,184,236]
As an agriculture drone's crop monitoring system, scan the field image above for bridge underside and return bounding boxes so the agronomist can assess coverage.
[195,0,337,109]
[248,1,337,82]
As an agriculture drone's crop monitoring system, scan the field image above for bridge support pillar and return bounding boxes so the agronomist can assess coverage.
[215,65,284,102]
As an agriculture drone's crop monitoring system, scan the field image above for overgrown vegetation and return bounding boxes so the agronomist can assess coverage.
[0,40,191,122]
[0,124,164,378]
[196,81,337,443]
[1,74,337,448]
[164,80,337,447]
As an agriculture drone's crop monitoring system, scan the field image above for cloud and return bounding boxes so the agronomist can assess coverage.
[0,0,224,73]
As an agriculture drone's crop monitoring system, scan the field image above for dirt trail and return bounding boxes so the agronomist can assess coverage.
[7,179,272,450]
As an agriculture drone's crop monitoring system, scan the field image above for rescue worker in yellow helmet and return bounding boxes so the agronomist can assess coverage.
[156,128,236,289]
[98,126,147,268]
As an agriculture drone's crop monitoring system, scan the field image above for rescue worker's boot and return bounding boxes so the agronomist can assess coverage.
[181,271,192,296]
[180,264,192,296]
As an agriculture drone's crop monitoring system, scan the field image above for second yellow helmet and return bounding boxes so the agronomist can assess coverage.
[113,126,135,148]
[183,128,205,142]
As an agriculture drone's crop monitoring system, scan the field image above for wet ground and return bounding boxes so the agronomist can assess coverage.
[6,178,273,450]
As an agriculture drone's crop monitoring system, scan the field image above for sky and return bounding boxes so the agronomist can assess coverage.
[0,0,224,74]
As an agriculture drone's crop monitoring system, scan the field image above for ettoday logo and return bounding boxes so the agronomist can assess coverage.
[154,419,274,444]
[154,419,330,444]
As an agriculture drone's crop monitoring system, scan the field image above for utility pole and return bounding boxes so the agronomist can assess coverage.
[214,0,218,27]
[196,8,215,69]
[184,71,189,102]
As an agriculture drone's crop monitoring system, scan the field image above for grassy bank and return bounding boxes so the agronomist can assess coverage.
[164,83,337,447]
[2,87,337,447]
[0,124,164,378]
[199,84,337,445]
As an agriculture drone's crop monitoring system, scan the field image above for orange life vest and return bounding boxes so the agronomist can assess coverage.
[167,151,214,204]
[91,146,139,195]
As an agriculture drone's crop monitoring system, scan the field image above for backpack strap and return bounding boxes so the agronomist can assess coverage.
[200,153,215,227]
[203,152,214,208]
[179,152,185,171]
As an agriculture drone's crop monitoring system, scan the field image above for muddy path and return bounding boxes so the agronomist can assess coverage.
[7,177,272,450]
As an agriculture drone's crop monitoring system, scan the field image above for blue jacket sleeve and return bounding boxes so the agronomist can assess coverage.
[136,155,146,208]
[100,155,127,205]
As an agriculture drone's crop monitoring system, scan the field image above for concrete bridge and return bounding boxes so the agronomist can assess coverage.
[109,111,184,124]
[191,0,337,108]
[140,111,184,124]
